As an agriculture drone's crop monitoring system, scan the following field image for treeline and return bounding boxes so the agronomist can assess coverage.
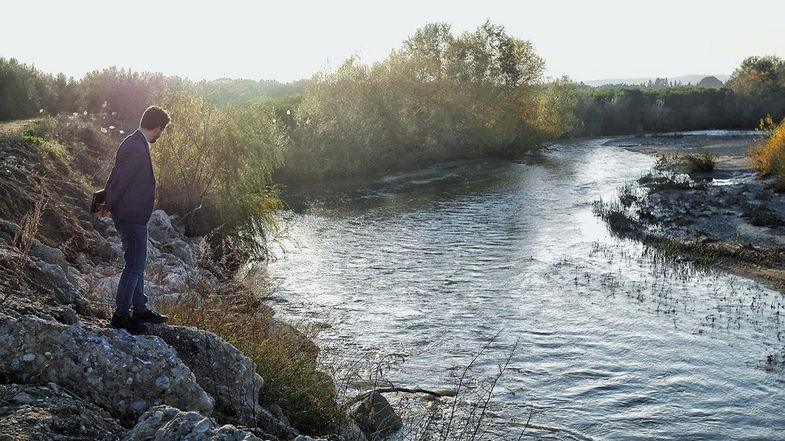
[3,28,785,230]
[573,87,742,135]
[275,21,574,182]
[570,56,785,136]
[585,76,724,90]
[0,58,305,126]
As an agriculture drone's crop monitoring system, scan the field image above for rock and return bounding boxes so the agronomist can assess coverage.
[255,406,300,441]
[29,239,67,269]
[0,219,20,245]
[162,272,188,291]
[109,242,124,262]
[52,305,78,325]
[0,384,125,441]
[147,238,162,260]
[94,275,160,301]
[269,403,289,426]
[66,266,89,293]
[0,315,214,424]
[11,392,33,405]
[123,405,263,441]
[353,392,402,438]
[338,422,368,441]
[92,216,115,237]
[163,239,197,267]
[293,436,329,441]
[145,324,264,426]
[27,259,90,314]
[148,210,178,244]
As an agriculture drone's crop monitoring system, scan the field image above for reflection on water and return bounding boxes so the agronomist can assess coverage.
[265,139,785,440]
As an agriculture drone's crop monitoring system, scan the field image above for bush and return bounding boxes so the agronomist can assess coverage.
[151,92,284,260]
[749,116,785,190]
[682,152,718,174]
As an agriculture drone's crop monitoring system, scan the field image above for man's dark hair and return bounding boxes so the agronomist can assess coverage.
[140,106,170,130]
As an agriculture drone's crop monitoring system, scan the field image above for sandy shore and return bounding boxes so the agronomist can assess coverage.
[599,131,785,292]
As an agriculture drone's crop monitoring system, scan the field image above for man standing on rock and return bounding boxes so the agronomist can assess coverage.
[99,106,170,334]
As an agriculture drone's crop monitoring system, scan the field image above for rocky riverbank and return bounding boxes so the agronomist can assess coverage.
[597,130,785,291]
[0,119,396,441]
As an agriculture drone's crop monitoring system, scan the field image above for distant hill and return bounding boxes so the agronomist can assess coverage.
[582,74,731,88]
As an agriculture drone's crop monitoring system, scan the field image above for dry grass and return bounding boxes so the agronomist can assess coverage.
[1,199,46,305]
[156,244,342,436]
[681,152,718,174]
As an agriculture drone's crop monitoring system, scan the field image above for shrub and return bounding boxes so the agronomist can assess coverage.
[151,92,284,260]
[682,152,718,174]
[749,116,785,190]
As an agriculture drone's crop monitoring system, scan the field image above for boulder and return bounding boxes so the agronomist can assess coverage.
[29,239,67,270]
[353,392,402,438]
[163,239,197,267]
[145,324,264,427]
[0,314,214,424]
[338,422,368,441]
[254,406,300,441]
[122,405,262,441]
[0,383,125,441]
[66,266,90,293]
[147,238,163,260]
[0,219,19,245]
[162,272,188,292]
[148,210,178,244]
[92,216,116,238]
[94,275,160,302]
[27,259,90,314]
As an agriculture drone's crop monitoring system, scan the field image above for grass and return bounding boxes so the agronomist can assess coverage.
[0,199,46,305]
[681,152,718,174]
[156,245,344,436]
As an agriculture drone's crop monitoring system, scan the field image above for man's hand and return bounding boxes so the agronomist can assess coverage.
[97,203,109,218]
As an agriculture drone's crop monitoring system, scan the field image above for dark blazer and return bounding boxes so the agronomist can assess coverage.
[104,130,156,224]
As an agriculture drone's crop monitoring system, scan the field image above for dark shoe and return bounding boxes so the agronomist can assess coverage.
[110,312,147,334]
[132,308,169,324]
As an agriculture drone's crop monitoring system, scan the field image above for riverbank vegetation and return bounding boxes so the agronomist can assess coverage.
[150,92,285,260]
[273,22,562,182]
[749,116,785,190]
[3,27,785,250]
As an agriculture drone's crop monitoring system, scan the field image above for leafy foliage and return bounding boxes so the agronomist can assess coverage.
[0,58,76,120]
[275,21,555,183]
[152,92,284,259]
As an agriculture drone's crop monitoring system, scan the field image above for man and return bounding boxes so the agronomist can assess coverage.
[100,106,170,334]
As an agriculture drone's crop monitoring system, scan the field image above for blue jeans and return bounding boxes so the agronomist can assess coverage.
[114,220,149,315]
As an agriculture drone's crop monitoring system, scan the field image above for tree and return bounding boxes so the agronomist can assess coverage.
[727,56,785,96]
[535,77,580,138]
[696,76,723,88]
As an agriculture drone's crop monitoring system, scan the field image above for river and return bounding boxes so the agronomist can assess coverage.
[263,136,785,440]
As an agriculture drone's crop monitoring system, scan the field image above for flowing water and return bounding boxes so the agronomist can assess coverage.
[263,137,785,440]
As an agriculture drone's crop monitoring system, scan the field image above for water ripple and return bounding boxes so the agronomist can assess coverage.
[266,141,785,440]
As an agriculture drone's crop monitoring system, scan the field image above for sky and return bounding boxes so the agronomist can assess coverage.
[2,0,784,84]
